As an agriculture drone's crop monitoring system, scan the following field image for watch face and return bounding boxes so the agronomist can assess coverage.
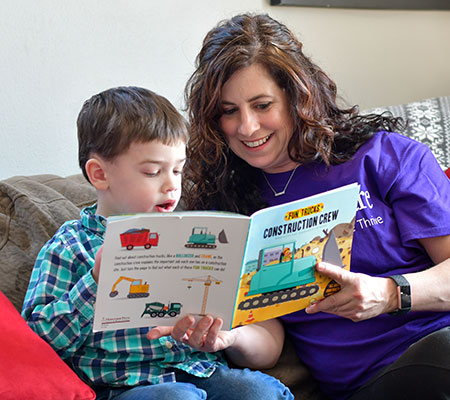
[399,288,411,311]
[389,275,411,314]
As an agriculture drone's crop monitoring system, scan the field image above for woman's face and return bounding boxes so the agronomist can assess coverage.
[219,63,297,174]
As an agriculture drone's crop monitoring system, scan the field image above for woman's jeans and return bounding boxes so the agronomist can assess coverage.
[349,326,450,400]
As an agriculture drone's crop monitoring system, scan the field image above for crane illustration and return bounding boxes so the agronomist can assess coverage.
[182,275,222,315]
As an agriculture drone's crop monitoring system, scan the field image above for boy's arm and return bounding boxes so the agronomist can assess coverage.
[149,316,284,369]
[21,237,98,359]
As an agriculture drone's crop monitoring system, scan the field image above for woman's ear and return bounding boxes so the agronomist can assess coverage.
[85,157,109,191]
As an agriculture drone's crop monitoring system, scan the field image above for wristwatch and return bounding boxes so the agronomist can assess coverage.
[388,274,411,315]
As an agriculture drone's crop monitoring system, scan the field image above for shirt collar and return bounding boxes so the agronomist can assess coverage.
[80,203,107,235]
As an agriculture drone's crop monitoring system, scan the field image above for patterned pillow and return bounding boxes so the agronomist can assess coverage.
[364,96,450,169]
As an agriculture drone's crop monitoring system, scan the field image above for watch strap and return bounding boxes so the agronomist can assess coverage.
[388,274,411,315]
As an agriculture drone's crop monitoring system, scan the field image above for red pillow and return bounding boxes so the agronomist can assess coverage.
[0,291,96,400]
[445,168,450,179]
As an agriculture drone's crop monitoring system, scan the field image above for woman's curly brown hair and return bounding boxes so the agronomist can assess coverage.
[183,13,404,215]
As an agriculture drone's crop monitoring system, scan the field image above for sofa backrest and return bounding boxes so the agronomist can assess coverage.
[0,174,96,311]
[364,96,450,169]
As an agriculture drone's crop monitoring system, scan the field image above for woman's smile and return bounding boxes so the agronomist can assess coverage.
[242,133,273,148]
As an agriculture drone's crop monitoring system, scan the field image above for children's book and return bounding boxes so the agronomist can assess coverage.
[93,183,360,332]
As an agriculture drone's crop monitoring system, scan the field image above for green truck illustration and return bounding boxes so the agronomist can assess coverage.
[185,227,228,249]
[141,302,182,318]
[238,231,342,310]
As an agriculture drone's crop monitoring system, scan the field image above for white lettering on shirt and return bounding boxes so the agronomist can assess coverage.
[356,190,374,211]
[356,189,383,230]
[356,215,384,230]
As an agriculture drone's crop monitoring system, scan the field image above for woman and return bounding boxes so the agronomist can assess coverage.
[150,13,450,400]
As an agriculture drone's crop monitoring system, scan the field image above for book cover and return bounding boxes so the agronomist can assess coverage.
[93,183,360,332]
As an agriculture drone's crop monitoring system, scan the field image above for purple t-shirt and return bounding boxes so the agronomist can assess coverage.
[262,132,450,399]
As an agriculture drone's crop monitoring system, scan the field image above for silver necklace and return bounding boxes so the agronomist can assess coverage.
[263,165,299,197]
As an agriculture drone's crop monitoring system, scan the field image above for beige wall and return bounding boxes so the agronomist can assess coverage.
[1,0,449,179]
[273,6,450,109]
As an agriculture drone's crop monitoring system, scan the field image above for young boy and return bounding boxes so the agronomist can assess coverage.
[22,87,293,400]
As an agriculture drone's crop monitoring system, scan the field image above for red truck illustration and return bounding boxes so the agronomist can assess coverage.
[120,228,159,250]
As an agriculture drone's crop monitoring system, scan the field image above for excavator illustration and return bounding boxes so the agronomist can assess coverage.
[109,276,150,298]
[238,231,342,310]
[185,227,228,249]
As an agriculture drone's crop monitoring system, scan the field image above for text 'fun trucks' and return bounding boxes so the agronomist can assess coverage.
[120,228,159,250]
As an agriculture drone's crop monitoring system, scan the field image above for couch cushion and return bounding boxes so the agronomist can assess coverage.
[0,290,96,399]
[364,96,450,169]
[0,174,96,311]
[261,335,325,400]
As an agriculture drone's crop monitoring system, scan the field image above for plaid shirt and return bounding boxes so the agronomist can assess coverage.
[22,204,225,386]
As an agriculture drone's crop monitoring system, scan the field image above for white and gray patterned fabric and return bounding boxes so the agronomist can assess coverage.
[364,96,450,169]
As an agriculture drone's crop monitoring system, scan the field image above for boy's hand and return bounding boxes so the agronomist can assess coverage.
[148,314,238,353]
[92,245,103,283]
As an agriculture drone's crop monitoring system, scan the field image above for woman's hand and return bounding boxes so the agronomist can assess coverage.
[305,262,398,321]
[147,314,238,353]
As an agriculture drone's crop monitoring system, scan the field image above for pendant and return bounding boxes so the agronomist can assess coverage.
[263,165,299,198]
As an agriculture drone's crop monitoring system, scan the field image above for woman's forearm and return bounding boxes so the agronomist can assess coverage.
[406,235,450,311]
[225,319,285,369]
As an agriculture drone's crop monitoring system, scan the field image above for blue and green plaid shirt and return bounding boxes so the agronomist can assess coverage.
[22,204,225,386]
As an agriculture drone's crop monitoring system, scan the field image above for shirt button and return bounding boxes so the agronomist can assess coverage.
[165,341,173,349]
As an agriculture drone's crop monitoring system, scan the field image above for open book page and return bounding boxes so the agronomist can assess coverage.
[93,212,250,332]
[93,183,360,332]
[231,183,360,328]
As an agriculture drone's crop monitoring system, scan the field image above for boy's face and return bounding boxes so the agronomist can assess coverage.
[98,140,186,217]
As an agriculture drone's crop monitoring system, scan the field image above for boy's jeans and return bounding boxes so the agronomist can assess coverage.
[95,365,294,400]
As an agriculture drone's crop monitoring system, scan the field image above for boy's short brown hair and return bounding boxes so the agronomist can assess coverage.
[77,86,188,182]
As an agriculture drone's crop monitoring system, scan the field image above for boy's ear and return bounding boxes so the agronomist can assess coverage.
[85,157,109,191]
